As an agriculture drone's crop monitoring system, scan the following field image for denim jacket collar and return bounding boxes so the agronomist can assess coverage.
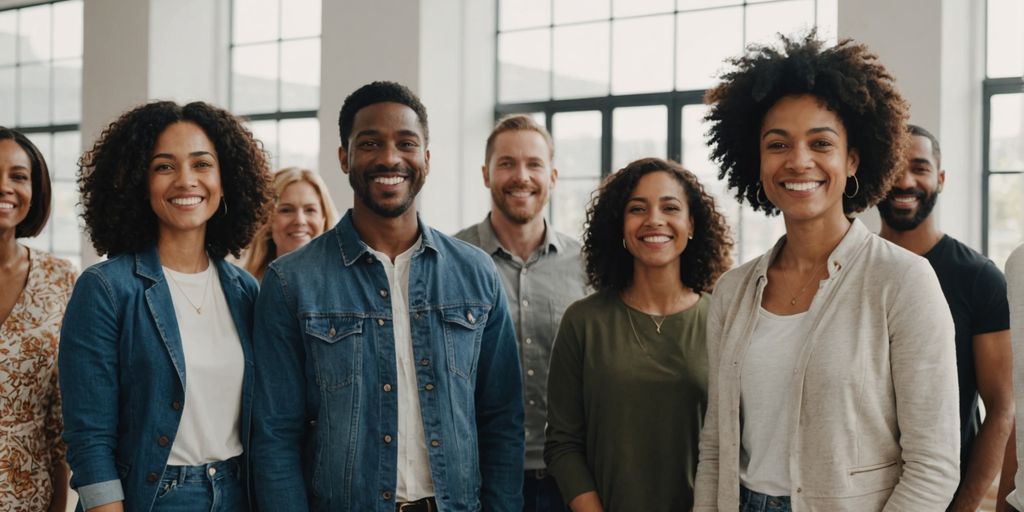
[335,209,440,267]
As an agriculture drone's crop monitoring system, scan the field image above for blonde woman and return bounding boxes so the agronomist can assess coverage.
[243,167,339,280]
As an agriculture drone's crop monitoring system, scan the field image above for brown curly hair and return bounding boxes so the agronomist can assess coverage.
[704,32,910,215]
[583,158,733,294]
[78,101,272,258]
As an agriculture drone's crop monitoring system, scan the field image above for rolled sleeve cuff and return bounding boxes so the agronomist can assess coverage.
[77,479,125,510]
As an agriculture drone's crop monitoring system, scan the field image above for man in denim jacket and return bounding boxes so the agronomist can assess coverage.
[251,81,525,512]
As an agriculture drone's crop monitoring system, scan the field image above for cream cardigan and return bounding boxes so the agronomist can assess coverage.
[694,219,959,511]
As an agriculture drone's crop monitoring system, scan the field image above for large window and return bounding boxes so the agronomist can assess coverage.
[0,0,83,269]
[230,0,321,172]
[983,0,1024,269]
[496,0,837,263]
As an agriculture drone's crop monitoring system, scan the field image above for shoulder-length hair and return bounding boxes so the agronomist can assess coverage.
[0,127,52,238]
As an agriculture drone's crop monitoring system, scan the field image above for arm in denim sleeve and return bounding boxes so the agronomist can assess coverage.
[57,269,125,509]
[252,267,310,509]
[474,269,525,511]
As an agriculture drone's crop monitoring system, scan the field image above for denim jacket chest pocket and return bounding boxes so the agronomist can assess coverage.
[304,314,363,390]
[440,305,491,379]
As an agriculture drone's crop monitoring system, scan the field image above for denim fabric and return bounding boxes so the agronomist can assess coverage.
[523,472,568,512]
[252,211,525,512]
[59,247,258,511]
[739,486,791,512]
[152,457,244,512]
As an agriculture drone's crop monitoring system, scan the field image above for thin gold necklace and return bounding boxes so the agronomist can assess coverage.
[625,308,649,352]
[166,264,212,314]
[779,259,826,306]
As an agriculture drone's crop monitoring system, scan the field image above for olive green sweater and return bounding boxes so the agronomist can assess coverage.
[544,291,709,511]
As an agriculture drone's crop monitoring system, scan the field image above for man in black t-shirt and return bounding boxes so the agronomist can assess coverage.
[879,124,1012,511]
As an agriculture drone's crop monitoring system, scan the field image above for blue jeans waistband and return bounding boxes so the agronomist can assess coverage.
[163,456,241,483]
[740,485,791,512]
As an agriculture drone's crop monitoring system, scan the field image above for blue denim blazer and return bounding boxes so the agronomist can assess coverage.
[58,246,258,512]
[252,211,525,512]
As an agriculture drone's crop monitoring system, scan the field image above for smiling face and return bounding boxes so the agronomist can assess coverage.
[147,121,223,242]
[484,130,556,225]
[271,180,326,258]
[0,139,32,234]
[339,101,430,220]
[877,134,944,231]
[759,94,859,223]
[622,171,693,273]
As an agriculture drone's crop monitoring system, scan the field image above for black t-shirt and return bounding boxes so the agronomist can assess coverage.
[923,234,1009,478]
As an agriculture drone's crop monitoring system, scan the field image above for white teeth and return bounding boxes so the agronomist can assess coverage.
[0,202,14,210]
[893,196,916,203]
[784,181,821,191]
[171,196,203,206]
[288,232,310,238]
[641,235,671,243]
[374,176,405,185]
[509,191,533,197]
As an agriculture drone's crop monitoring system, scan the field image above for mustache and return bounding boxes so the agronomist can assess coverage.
[366,163,414,178]
[887,187,926,200]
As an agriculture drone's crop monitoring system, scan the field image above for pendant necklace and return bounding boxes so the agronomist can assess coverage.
[166,264,212,314]
[780,259,826,306]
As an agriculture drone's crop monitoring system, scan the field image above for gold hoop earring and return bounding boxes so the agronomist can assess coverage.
[844,175,860,199]
[755,183,768,205]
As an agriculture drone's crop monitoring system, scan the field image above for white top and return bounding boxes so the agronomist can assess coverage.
[367,238,434,501]
[1006,245,1024,510]
[739,306,809,496]
[163,264,245,466]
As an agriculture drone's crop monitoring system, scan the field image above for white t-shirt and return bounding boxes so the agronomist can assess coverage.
[366,238,434,501]
[739,306,809,496]
[163,263,245,466]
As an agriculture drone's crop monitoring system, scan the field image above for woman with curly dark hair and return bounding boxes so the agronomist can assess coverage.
[58,101,271,512]
[693,33,959,511]
[544,157,732,511]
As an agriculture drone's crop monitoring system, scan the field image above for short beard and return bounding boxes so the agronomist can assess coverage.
[491,188,546,225]
[878,188,938,232]
[350,165,422,218]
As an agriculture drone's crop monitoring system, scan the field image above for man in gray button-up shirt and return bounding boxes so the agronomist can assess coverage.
[456,114,588,510]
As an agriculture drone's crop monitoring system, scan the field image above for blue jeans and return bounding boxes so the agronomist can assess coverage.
[739,486,791,512]
[151,457,245,512]
[523,470,568,512]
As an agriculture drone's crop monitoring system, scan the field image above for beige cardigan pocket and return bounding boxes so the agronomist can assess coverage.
[848,460,900,493]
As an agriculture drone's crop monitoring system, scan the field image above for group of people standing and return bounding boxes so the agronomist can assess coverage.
[0,31,1021,512]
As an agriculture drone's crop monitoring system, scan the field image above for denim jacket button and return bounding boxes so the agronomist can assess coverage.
[383,383,392,392]
[157,435,169,447]
[430,439,440,447]
[419,358,429,366]
[383,434,392,443]
[147,472,158,483]
[379,289,388,298]
[425,384,435,391]
[382,491,392,500]
[328,327,336,337]
[414,312,421,320]
[377,319,385,326]
[171,400,182,411]
[466,311,475,323]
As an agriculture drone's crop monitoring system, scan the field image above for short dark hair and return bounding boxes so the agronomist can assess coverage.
[337,81,429,150]
[705,32,910,216]
[0,127,52,238]
[485,114,554,164]
[583,158,733,294]
[908,124,941,168]
[78,101,273,258]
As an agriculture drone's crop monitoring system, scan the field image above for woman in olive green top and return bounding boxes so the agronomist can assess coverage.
[545,158,733,511]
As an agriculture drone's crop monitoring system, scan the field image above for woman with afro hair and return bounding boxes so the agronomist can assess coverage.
[545,157,732,511]
[693,33,960,511]
[58,101,272,512]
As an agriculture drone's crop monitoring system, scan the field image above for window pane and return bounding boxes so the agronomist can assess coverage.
[498,29,551,103]
[0,67,14,124]
[52,0,83,59]
[552,178,599,239]
[233,0,279,44]
[52,181,80,254]
[745,0,814,47]
[18,4,51,62]
[552,111,602,178]
[611,15,673,94]
[52,131,80,181]
[500,0,551,30]
[990,94,1024,171]
[554,0,609,24]
[27,132,52,167]
[280,39,320,111]
[677,7,742,91]
[815,0,838,45]
[553,22,610,99]
[278,117,320,171]
[612,105,667,170]
[988,173,1024,270]
[18,62,50,126]
[987,0,1024,78]
[53,58,82,124]
[0,11,16,65]
[249,120,279,169]
[232,43,280,115]
[613,0,673,18]
[682,104,740,246]
[281,0,321,39]
[677,0,742,9]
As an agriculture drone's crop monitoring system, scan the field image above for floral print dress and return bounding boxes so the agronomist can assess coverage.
[0,248,75,511]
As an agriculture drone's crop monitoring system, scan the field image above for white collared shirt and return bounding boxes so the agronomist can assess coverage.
[367,238,434,501]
